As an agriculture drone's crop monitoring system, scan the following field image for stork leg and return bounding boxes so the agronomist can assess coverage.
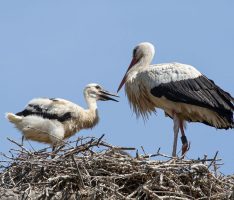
[172,114,180,157]
[179,120,188,156]
[52,145,56,152]
[51,145,57,159]
[21,136,25,146]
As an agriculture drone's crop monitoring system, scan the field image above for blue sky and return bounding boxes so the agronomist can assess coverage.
[1,1,233,174]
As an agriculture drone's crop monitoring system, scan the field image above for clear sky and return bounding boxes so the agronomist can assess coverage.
[1,1,233,174]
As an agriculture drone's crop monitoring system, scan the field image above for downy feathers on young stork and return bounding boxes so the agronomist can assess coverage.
[117,42,234,157]
[6,83,118,148]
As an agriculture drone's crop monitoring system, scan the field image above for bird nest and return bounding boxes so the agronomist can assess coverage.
[0,135,233,200]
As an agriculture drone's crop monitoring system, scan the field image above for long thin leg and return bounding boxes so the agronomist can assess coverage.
[179,120,188,156]
[172,114,180,157]
[21,136,25,146]
[51,145,56,159]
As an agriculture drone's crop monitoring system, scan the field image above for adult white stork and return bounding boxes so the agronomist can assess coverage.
[117,42,234,157]
[6,83,118,148]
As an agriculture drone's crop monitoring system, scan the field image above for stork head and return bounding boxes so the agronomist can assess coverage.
[84,83,119,102]
[117,42,155,93]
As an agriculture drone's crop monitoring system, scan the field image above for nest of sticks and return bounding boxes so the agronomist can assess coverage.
[0,135,234,200]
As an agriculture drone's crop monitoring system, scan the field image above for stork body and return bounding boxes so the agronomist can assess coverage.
[6,83,118,147]
[117,42,234,156]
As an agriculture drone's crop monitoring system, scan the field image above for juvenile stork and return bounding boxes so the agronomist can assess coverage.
[6,83,118,148]
[117,42,234,157]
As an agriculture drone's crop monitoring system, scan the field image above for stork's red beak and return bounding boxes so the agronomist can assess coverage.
[117,57,137,93]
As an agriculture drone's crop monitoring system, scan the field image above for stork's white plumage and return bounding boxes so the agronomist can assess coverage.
[6,83,118,147]
[117,42,234,157]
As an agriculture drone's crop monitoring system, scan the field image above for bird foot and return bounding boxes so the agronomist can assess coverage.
[181,135,189,157]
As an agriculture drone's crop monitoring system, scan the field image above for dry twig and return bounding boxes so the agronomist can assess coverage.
[0,135,233,200]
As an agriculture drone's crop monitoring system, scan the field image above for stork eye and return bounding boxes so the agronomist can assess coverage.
[95,85,101,89]
[133,47,137,57]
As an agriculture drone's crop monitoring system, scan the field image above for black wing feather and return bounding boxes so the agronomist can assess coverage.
[150,75,233,126]
[16,103,72,122]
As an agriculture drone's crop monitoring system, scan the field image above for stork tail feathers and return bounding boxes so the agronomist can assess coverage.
[6,113,22,123]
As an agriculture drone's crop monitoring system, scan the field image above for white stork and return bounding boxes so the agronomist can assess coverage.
[117,42,234,157]
[6,83,118,148]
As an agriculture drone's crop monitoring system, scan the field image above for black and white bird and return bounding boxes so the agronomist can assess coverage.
[117,42,234,157]
[6,83,118,148]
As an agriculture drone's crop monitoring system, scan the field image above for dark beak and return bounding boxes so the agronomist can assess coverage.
[117,57,137,93]
[99,90,119,102]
